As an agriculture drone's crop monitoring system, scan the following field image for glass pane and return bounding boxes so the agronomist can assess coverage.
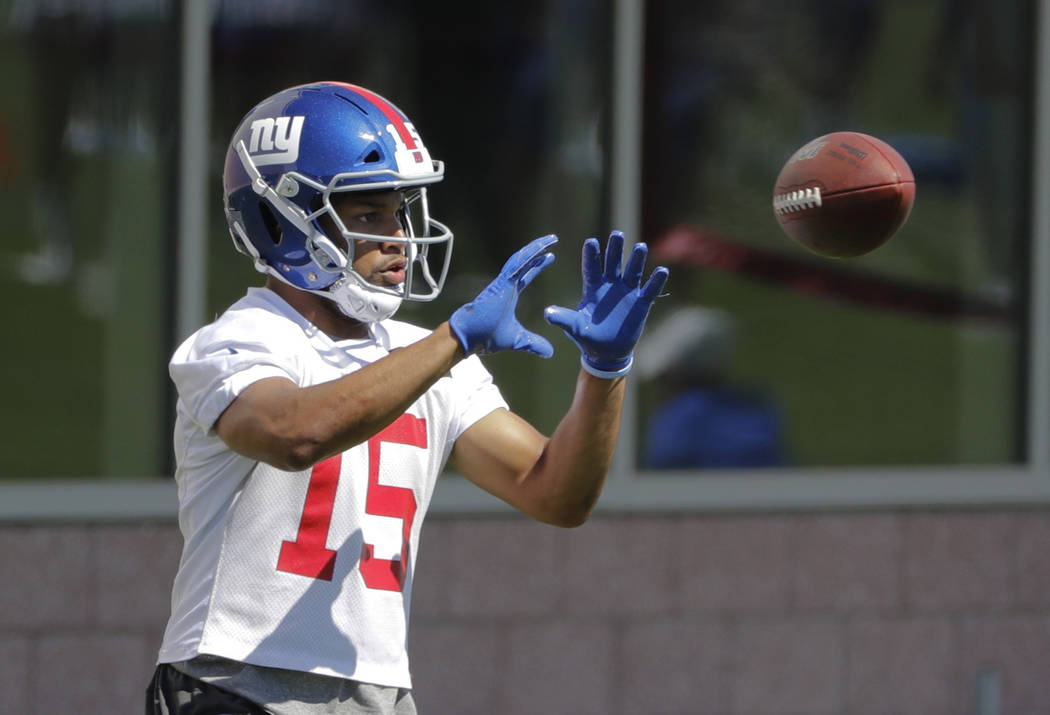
[0,1,176,478]
[206,1,611,435]
[637,0,1031,468]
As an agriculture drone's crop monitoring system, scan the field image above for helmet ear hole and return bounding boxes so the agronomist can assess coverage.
[259,202,282,246]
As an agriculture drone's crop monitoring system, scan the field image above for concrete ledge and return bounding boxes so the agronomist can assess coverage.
[0,480,178,522]
[2,465,1050,522]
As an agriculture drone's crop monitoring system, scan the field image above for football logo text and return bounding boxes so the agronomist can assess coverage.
[788,138,828,164]
[839,142,868,160]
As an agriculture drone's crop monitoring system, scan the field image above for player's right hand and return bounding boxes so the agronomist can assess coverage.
[449,235,558,357]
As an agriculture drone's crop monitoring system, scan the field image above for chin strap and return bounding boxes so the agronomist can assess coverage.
[325,274,403,322]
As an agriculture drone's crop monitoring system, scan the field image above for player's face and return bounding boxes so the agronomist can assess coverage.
[329,190,408,288]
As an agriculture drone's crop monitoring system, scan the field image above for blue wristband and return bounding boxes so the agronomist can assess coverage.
[581,355,633,379]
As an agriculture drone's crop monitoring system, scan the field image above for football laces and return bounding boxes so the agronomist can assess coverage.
[773,187,823,215]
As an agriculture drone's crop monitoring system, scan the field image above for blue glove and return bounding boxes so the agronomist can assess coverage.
[544,231,669,378]
[449,234,558,356]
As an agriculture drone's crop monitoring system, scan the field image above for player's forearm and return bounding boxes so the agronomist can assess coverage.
[525,231,665,525]
[528,370,626,526]
[236,323,464,470]
[298,322,464,462]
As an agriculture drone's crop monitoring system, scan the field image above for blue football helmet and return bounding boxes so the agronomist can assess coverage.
[223,81,453,321]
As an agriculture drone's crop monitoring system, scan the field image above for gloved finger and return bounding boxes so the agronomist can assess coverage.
[518,252,555,289]
[543,305,585,333]
[623,242,648,289]
[603,230,625,281]
[505,234,558,280]
[514,249,554,283]
[513,330,555,358]
[580,237,602,292]
[639,265,670,303]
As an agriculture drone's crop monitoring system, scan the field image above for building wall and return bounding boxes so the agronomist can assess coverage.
[2,509,1049,714]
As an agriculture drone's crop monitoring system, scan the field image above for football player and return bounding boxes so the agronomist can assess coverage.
[147,81,668,714]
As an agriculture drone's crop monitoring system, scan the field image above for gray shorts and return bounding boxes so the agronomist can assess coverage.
[167,655,417,715]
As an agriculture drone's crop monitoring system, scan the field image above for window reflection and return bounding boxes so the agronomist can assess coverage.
[0,0,1033,480]
[640,0,1031,467]
[0,0,176,477]
[636,306,787,469]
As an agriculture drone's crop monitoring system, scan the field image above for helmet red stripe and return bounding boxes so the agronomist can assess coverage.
[328,81,418,150]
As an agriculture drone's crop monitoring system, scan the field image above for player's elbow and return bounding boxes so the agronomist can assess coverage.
[217,403,326,471]
[534,496,598,528]
[228,429,327,471]
[275,445,320,472]
[256,421,342,471]
[543,508,593,529]
[271,437,334,472]
[548,510,592,529]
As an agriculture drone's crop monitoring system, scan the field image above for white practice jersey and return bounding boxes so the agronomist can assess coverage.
[157,287,507,689]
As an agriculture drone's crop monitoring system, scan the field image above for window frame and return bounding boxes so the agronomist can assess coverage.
[2,0,1049,522]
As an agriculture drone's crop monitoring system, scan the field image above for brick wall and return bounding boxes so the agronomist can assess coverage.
[2,511,1048,714]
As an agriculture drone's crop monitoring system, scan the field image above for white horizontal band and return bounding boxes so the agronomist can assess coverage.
[581,355,633,379]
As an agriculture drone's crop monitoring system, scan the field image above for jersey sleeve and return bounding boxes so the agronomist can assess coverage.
[169,323,302,433]
[446,355,509,442]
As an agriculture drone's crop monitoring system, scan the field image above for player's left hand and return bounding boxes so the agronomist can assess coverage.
[544,231,669,378]
[449,234,558,357]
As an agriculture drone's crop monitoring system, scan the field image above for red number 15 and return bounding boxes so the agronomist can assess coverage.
[276,414,427,592]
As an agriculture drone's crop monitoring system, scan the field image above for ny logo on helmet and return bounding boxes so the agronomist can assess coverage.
[248,116,305,166]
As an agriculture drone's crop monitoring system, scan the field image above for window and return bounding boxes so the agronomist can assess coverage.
[3,0,1049,518]
[0,1,177,478]
[635,0,1033,470]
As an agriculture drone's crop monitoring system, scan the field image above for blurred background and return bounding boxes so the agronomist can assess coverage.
[0,0,1034,478]
[1,0,1048,713]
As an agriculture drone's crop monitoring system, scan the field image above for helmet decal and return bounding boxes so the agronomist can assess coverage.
[248,116,306,167]
[336,83,432,177]
[335,84,419,151]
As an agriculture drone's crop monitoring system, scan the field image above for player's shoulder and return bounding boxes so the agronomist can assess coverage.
[175,288,311,361]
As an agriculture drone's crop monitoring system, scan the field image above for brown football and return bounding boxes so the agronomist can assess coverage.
[772,131,915,258]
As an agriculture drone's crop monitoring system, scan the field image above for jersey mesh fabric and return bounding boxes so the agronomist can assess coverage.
[158,287,507,689]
